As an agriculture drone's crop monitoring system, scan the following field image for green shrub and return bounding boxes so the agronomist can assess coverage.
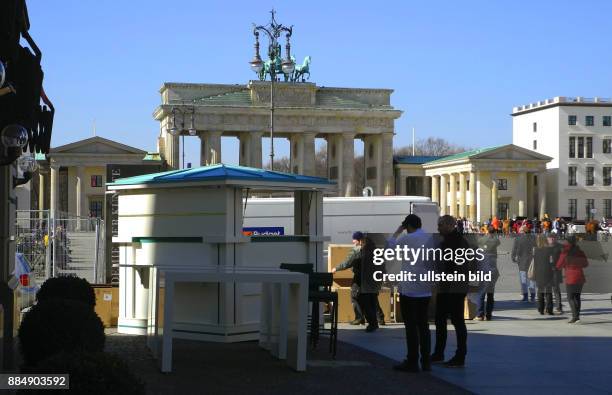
[36,276,96,308]
[18,299,105,367]
[21,351,145,395]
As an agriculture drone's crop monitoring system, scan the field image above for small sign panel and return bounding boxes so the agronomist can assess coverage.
[242,227,285,236]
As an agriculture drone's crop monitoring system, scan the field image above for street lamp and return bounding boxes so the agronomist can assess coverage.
[251,10,295,171]
[167,106,196,169]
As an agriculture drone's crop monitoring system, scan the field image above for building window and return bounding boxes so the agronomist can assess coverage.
[568,115,577,125]
[89,199,103,218]
[91,175,103,187]
[577,137,584,158]
[586,116,595,126]
[586,166,594,186]
[586,137,593,158]
[568,166,577,186]
[533,122,537,132]
[568,199,577,219]
[368,143,374,159]
[604,199,612,218]
[604,116,612,127]
[406,177,424,196]
[585,199,595,220]
[497,179,508,190]
[569,136,576,158]
[603,138,611,154]
[533,140,537,150]
[604,166,611,186]
[366,166,377,180]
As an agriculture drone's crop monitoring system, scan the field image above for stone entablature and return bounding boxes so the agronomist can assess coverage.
[154,80,402,196]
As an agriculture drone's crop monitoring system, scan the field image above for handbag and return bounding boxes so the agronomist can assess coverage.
[527,258,535,280]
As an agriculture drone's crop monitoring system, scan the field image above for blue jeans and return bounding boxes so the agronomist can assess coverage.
[519,271,536,295]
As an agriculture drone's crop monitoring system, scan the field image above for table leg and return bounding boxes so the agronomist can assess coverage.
[161,277,174,373]
[259,283,272,351]
[278,282,289,360]
[287,279,308,372]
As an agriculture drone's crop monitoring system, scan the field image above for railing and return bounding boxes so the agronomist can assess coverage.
[15,210,106,287]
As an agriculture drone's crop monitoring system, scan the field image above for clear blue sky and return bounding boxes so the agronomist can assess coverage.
[29,0,612,166]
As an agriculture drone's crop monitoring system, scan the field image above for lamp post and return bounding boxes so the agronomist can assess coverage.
[250,10,295,171]
[167,106,196,169]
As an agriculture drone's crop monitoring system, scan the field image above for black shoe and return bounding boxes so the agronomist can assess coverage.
[378,320,386,326]
[430,353,444,363]
[568,318,581,324]
[350,319,365,325]
[393,360,419,372]
[365,324,378,333]
[443,356,465,368]
[521,294,528,302]
[421,361,432,372]
[538,309,544,315]
[485,315,492,321]
[530,294,536,302]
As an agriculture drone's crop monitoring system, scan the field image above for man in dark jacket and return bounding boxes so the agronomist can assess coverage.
[432,215,472,368]
[511,225,536,301]
[332,231,385,325]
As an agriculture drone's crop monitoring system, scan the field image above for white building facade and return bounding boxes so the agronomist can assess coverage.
[512,97,612,220]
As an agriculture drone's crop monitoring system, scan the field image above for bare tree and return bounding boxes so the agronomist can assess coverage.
[395,137,471,157]
[263,157,291,173]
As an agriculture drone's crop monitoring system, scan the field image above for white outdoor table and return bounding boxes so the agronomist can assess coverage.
[146,266,309,373]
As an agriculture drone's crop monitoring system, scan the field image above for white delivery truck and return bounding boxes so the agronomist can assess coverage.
[243,195,440,245]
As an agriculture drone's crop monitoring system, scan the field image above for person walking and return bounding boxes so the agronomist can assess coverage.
[533,234,554,315]
[548,234,564,313]
[332,231,386,326]
[511,225,536,301]
[357,235,382,332]
[475,226,500,320]
[388,214,434,373]
[556,237,589,323]
[431,215,472,368]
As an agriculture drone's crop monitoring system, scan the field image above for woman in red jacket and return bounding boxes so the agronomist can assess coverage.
[556,237,589,324]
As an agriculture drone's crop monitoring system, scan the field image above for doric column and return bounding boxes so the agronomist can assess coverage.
[439,174,448,216]
[459,172,467,219]
[165,131,180,169]
[381,133,394,195]
[76,166,85,219]
[363,134,380,194]
[50,165,59,219]
[302,133,316,176]
[518,172,527,217]
[289,132,316,176]
[431,175,439,203]
[250,132,263,168]
[449,173,457,217]
[538,170,547,219]
[199,133,207,166]
[200,132,222,166]
[491,172,498,218]
[469,171,477,223]
[38,170,46,214]
[342,133,355,196]
[208,132,222,164]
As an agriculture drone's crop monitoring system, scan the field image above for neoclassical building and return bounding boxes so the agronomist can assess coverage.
[37,136,163,219]
[153,81,402,196]
[394,144,552,222]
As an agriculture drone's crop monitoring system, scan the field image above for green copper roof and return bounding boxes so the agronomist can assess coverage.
[425,146,502,164]
[194,90,252,106]
[316,94,372,109]
[35,152,46,161]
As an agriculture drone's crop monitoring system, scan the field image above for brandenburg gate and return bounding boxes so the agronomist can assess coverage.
[152,12,402,196]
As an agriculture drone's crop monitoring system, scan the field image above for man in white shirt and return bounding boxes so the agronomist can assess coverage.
[388,214,434,373]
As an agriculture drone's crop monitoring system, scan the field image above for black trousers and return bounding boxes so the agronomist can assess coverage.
[352,283,385,322]
[399,295,431,366]
[357,293,379,327]
[434,293,467,359]
[566,283,584,320]
[537,285,553,314]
